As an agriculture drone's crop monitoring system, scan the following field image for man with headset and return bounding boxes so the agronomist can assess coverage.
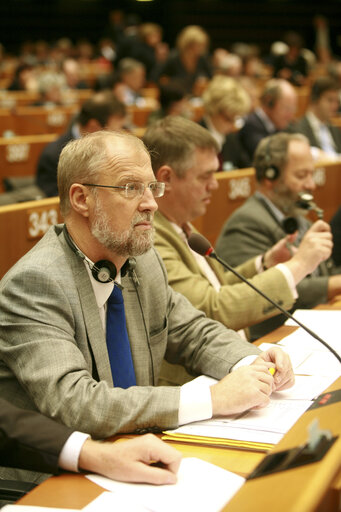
[0,130,293,484]
[216,132,341,339]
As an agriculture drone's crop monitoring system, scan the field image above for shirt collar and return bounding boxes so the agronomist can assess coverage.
[203,115,226,149]
[256,107,277,133]
[72,123,82,139]
[255,190,286,222]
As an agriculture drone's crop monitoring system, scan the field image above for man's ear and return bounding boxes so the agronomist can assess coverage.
[83,119,102,133]
[155,165,174,191]
[69,183,91,217]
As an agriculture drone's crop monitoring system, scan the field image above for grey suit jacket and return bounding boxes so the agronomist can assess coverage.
[216,194,335,338]
[0,225,259,481]
[289,115,341,153]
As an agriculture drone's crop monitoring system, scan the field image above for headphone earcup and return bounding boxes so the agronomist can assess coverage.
[92,260,117,283]
[264,165,280,181]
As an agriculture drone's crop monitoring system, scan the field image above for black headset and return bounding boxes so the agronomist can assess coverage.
[262,137,280,181]
[63,225,132,283]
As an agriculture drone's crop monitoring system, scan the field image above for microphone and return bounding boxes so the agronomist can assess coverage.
[282,217,298,234]
[188,232,341,364]
[296,192,324,219]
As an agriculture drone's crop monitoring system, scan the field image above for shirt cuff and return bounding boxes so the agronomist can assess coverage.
[255,254,264,273]
[232,355,258,370]
[276,263,298,299]
[58,431,90,473]
[178,375,215,425]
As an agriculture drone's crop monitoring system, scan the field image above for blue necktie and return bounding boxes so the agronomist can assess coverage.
[106,285,136,388]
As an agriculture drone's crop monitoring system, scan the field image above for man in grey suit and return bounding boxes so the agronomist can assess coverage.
[0,130,293,482]
[288,76,341,158]
[216,132,341,339]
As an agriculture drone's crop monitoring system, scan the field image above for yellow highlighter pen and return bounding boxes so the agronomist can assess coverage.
[269,367,276,376]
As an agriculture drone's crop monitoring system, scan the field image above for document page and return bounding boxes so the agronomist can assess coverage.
[284,309,341,356]
[85,457,245,512]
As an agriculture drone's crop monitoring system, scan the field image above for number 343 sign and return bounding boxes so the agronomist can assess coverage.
[27,206,59,240]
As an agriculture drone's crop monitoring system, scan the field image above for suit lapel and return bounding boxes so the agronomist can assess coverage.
[60,232,113,385]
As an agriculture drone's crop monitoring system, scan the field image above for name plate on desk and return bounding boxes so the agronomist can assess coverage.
[27,206,59,240]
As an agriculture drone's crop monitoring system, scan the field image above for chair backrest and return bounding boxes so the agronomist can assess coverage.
[0,105,78,136]
[0,133,58,192]
[0,196,61,278]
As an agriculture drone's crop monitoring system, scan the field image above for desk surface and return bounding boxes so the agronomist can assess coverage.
[18,304,341,512]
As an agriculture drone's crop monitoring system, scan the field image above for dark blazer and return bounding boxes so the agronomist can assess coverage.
[0,398,74,474]
[198,118,251,170]
[159,51,212,94]
[330,205,341,266]
[237,111,274,164]
[35,128,74,197]
[289,115,341,153]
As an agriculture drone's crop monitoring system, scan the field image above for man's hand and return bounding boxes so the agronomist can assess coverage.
[263,232,298,268]
[79,434,182,485]
[284,220,333,283]
[257,346,295,391]
[210,364,274,417]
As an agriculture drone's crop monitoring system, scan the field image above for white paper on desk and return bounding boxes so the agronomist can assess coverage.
[284,310,341,355]
[85,457,245,512]
[83,491,149,511]
[225,399,312,434]
[1,507,79,511]
[271,375,337,400]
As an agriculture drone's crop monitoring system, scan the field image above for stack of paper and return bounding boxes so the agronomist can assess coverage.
[163,315,341,452]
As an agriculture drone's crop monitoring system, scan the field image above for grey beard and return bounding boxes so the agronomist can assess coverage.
[91,210,154,257]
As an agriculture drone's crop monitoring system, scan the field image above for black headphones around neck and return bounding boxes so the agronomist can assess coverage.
[63,225,130,283]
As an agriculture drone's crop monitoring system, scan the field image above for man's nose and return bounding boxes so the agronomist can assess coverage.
[208,175,219,190]
[305,174,316,191]
[139,187,158,211]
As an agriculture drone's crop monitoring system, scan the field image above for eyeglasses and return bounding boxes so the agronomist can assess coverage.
[82,181,165,199]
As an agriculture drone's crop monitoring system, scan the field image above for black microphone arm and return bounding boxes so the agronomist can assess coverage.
[187,232,341,364]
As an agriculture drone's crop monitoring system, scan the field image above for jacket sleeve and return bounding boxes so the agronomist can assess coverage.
[0,398,74,474]
[155,227,295,331]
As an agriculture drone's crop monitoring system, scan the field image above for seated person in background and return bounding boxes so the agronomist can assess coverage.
[199,75,251,170]
[31,71,66,106]
[113,58,146,105]
[272,31,309,86]
[159,25,212,95]
[330,205,341,266]
[113,58,158,109]
[1,398,181,484]
[237,79,297,166]
[61,58,90,89]
[0,130,293,484]
[147,81,190,125]
[7,63,36,91]
[115,22,168,83]
[143,117,332,384]
[35,90,127,197]
[216,132,341,339]
[288,76,341,159]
